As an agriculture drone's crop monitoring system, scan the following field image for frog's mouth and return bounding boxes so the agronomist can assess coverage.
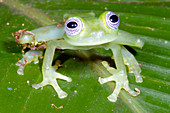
[65,30,118,46]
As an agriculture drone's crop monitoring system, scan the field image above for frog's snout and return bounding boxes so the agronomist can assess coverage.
[90,30,104,38]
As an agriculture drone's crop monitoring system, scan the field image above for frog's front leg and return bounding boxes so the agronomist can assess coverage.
[98,44,140,102]
[16,50,43,75]
[32,41,72,99]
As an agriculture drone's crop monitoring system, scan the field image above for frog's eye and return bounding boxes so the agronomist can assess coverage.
[105,12,119,29]
[65,17,83,36]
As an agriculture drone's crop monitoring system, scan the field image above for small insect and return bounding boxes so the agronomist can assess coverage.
[13,11,144,102]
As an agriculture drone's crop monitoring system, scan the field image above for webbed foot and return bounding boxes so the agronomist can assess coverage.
[32,67,72,99]
[16,50,43,75]
[98,61,140,102]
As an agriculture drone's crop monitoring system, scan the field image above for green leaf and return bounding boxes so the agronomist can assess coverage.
[0,0,169,112]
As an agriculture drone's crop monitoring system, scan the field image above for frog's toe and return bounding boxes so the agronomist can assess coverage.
[32,79,48,89]
[107,95,117,102]
[127,88,139,96]
[98,76,115,84]
[101,61,116,74]
[135,74,143,83]
[51,80,68,99]
[129,65,143,83]
[98,77,103,84]
[123,80,140,96]
[107,85,121,102]
[56,73,72,82]
[16,65,24,75]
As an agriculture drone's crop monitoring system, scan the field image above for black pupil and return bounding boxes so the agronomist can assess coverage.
[67,22,78,28]
[109,15,118,23]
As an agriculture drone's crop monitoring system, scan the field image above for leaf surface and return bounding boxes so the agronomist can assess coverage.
[0,0,169,113]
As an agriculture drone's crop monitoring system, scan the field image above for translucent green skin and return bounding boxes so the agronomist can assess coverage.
[16,11,144,102]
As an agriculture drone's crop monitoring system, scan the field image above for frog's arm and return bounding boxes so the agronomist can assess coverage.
[32,40,72,99]
[114,30,144,48]
[18,25,64,44]
[98,43,140,102]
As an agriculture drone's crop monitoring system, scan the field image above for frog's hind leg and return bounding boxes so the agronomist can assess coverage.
[16,50,43,75]
[121,46,143,83]
[32,41,72,99]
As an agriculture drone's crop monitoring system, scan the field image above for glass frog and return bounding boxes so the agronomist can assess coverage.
[13,11,144,102]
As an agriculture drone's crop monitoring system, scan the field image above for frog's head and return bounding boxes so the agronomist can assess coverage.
[64,11,119,46]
